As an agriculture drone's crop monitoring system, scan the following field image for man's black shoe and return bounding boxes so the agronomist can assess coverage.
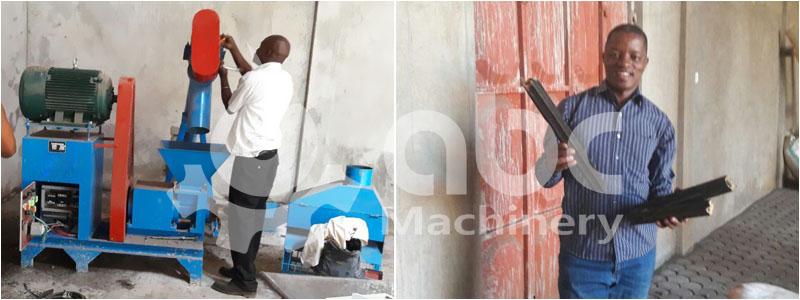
[211,280,256,298]
[219,266,234,278]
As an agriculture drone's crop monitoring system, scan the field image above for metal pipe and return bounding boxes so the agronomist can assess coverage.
[183,72,213,135]
[345,165,373,187]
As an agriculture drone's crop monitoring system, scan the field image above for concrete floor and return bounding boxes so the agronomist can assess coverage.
[0,190,394,298]
[649,188,799,298]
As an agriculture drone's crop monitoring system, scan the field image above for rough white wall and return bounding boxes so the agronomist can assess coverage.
[396,2,478,298]
[680,2,783,251]
[641,1,682,268]
[787,1,799,53]
[640,1,789,264]
[0,2,27,196]
[295,2,395,206]
[784,1,799,134]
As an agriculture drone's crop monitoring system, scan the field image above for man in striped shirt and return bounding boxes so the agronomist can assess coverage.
[536,24,682,298]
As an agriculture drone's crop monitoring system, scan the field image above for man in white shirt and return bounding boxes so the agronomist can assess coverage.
[211,34,293,298]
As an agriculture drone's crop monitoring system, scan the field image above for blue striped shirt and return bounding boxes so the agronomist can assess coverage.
[537,82,676,262]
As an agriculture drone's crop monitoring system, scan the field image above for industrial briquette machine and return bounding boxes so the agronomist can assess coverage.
[18,9,226,283]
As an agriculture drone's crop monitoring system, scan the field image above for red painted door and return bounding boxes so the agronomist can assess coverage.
[476,2,626,298]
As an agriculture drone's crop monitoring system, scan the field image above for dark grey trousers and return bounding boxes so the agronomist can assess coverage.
[226,152,279,290]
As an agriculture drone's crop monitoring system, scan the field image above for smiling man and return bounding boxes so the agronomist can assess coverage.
[536,24,680,298]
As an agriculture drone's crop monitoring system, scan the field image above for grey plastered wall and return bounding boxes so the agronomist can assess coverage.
[396,2,478,298]
[0,2,315,203]
[678,2,784,253]
[0,2,27,196]
[295,1,395,207]
[640,1,789,260]
[782,1,799,135]
[640,1,682,268]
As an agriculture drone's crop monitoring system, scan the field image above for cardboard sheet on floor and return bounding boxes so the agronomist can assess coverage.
[261,272,392,299]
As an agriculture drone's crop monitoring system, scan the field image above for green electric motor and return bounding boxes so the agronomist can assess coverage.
[19,66,115,126]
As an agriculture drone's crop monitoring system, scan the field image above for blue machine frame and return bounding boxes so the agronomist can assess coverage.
[19,18,229,284]
[18,127,217,283]
[281,166,388,277]
[19,97,227,284]
[21,234,203,282]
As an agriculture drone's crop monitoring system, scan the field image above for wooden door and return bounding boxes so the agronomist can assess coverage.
[476,2,627,298]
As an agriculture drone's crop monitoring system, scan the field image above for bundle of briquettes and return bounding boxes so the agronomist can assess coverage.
[628,176,735,225]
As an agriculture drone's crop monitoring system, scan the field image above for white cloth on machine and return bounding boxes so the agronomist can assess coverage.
[300,216,369,267]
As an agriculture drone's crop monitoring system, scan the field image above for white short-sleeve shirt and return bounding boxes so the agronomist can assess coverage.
[225,62,293,157]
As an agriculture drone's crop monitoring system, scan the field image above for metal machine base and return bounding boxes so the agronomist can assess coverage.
[20,234,204,284]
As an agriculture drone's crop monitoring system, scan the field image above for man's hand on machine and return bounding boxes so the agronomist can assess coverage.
[220,34,237,50]
[218,61,228,77]
[219,33,251,75]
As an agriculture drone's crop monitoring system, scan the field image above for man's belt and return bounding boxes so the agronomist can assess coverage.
[256,149,277,160]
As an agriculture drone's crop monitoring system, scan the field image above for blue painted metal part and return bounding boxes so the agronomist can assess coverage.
[281,165,388,276]
[159,141,228,187]
[168,56,217,181]
[211,219,219,237]
[129,185,186,236]
[20,245,44,268]
[128,185,209,237]
[20,234,203,282]
[64,249,101,272]
[21,131,103,240]
[287,185,386,242]
[345,165,373,186]
[165,114,206,181]
[183,72,213,136]
[128,141,228,237]
[165,115,209,177]
[178,258,203,284]
[175,46,222,144]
